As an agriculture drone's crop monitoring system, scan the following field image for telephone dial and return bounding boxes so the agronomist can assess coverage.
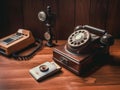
[53,25,114,75]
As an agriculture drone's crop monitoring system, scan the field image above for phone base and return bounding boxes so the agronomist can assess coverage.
[53,45,107,76]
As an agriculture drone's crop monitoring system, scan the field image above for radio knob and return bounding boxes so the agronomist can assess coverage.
[39,65,49,72]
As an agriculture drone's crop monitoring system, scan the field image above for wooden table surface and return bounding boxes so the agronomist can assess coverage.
[0,40,120,90]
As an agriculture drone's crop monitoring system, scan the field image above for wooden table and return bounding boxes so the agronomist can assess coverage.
[0,40,120,90]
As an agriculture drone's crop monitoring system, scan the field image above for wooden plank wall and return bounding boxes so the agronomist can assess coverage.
[106,0,120,38]
[89,0,109,29]
[0,0,120,39]
[0,0,23,37]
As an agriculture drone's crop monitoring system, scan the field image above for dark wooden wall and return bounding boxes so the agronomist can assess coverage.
[0,0,120,39]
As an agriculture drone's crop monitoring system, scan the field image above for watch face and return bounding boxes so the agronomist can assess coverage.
[38,11,46,21]
[44,32,51,40]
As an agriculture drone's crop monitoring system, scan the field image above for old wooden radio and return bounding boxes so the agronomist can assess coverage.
[0,29,35,56]
[53,25,114,75]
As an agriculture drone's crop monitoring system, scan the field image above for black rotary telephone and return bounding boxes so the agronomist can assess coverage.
[66,25,114,55]
[53,25,114,75]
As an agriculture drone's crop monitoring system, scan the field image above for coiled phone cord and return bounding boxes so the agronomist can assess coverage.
[12,39,43,60]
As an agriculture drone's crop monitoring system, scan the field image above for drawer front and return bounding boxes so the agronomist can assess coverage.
[53,51,81,75]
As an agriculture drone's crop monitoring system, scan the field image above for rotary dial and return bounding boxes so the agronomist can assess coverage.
[68,29,90,47]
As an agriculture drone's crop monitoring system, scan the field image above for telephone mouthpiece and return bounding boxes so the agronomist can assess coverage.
[100,34,114,46]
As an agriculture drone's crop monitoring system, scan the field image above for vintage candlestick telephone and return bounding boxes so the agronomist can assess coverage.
[38,6,57,47]
[53,25,114,75]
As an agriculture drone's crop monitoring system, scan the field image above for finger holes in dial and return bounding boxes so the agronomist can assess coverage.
[79,31,81,33]
[72,34,75,36]
[70,39,73,42]
[84,38,87,40]
[71,42,74,44]
[75,31,78,34]
[78,42,80,45]
[74,42,77,45]
[81,40,84,43]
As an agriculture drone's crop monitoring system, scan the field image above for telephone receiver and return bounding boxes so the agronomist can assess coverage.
[66,25,114,54]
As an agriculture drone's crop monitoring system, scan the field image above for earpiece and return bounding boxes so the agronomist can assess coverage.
[100,33,114,46]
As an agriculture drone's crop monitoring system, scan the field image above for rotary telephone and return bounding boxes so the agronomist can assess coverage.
[0,29,42,60]
[53,25,114,75]
[66,25,114,55]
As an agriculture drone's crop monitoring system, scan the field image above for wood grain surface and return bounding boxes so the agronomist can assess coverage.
[0,40,120,90]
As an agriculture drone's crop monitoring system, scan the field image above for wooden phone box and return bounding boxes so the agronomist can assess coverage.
[53,25,114,75]
[0,29,35,55]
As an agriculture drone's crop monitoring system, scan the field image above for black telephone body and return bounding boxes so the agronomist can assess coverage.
[53,25,114,75]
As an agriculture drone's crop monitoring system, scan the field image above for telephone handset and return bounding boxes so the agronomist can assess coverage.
[0,29,42,60]
[66,25,114,54]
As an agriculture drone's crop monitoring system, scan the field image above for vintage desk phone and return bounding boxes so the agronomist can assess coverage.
[0,29,42,60]
[53,25,114,75]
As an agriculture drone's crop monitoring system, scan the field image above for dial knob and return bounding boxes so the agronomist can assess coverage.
[39,65,49,72]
